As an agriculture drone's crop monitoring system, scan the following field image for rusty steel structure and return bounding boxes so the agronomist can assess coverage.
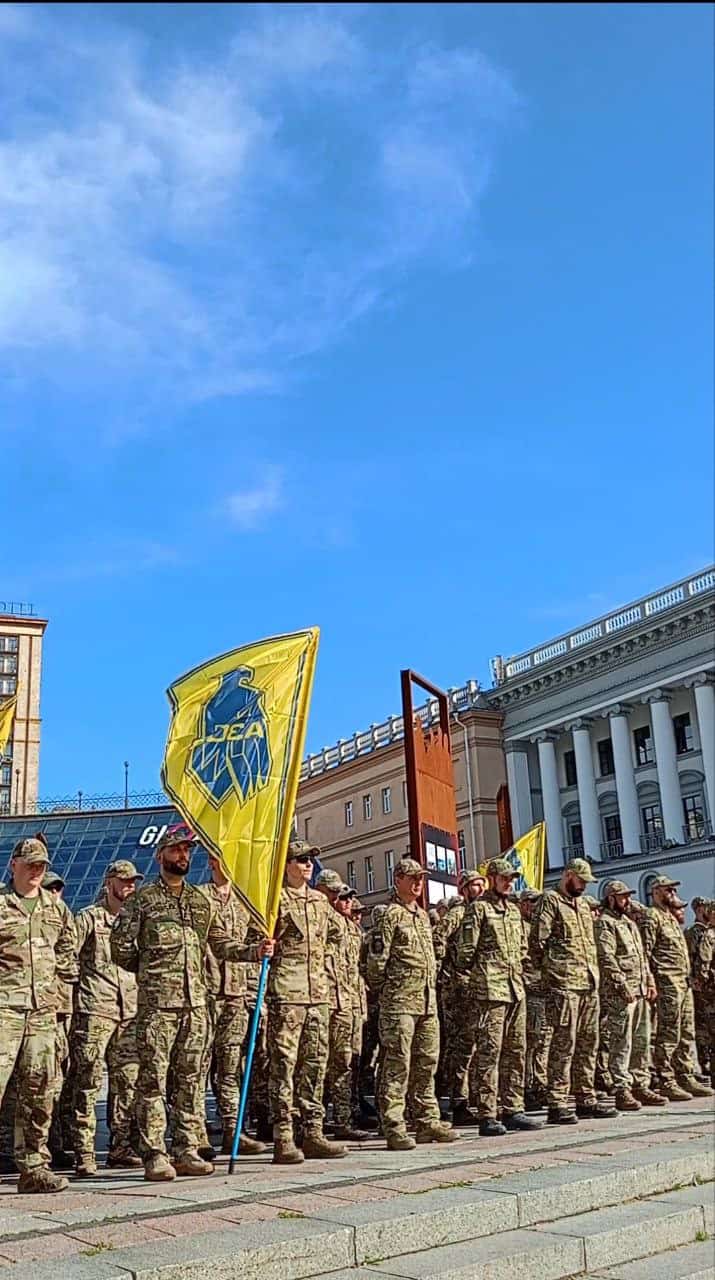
[400,669,460,905]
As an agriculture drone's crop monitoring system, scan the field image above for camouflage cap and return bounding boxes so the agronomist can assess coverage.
[11,837,49,865]
[650,874,680,891]
[486,857,519,878]
[519,888,542,902]
[603,879,635,898]
[434,897,449,910]
[41,868,65,890]
[393,857,427,877]
[446,895,462,910]
[156,824,197,852]
[691,896,704,909]
[315,868,344,892]
[350,898,365,912]
[105,859,143,881]
[459,868,487,886]
[566,857,596,883]
[337,884,356,899]
[287,838,320,860]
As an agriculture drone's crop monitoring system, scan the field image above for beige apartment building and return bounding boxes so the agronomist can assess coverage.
[0,601,47,815]
[295,681,506,907]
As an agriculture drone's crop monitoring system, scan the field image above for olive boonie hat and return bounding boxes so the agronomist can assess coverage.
[105,859,143,881]
[157,824,197,852]
[566,857,596,883]
[519,888,542,902]
[315,869,343,891]
[41,869,65,890]
[604,879,634,897]
[287,839,320,860]
[487,857,519,878]
[11,837,50,865]
[459,868,487,886]
[650,874,680,891]
[394,857,427,877]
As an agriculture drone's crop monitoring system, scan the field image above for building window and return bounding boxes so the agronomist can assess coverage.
[564,750,577,787]
[641,804,663,836]
[568,821,583,853]
[673,713,694,755]
[0,656,17,675]
[345,801,353,828]
[384,849,394,885]
[0,787,9,813]
[457,829,466,871]
[0,636,18,653]
[382,786,392,815]
[0,765,10,785]
[597,739,615,778]
[604,813,622,843]
[365,856,375,893]
[0,678,16,696]
[363,794,372,820]
[682,793,704,838]
[402,781,408,806]
[633,725,654,766]
[304,817,311,840]
[346,860,357,889]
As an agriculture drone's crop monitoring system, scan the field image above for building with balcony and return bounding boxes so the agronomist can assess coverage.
[488,567,715,902]
[0,601,47,815]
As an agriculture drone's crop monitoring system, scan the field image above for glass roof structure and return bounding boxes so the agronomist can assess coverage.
[0,806,211,911]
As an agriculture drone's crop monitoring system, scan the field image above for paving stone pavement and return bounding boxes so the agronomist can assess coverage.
[0,1097,711,1276]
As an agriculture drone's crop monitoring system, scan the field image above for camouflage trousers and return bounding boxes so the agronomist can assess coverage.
[358,1003,380,1096]
[247,1004,270,1117]
[545,988,599,1108]
[442,980,473,1104]
[134,1007,207,1160]
[0,1009,57,1172]
[693,993,714,1078]
[268,1002,329,1140]
[472,999,527,1119]
[207,997,249,1125]
[50,1015,75,1155]
[325,1009,354,1129]
[525,994,551,1094]
[71,1014,138,1158]
[377,1010,441,1139]
[652,986,696,1084]
[601,996,651,1092]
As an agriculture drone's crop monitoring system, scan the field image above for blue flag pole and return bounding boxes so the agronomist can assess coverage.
[228,954,270,1174]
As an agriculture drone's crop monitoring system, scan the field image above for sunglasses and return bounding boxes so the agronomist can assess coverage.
[290,855,313,865]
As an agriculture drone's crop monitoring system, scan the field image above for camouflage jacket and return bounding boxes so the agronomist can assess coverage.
[347,919,368,1017]
[325,907,353,1013]
[267,885,330,1005]
[75,904,137,1021]
[455,892,526,1003]
[684,922,706,965]
[110,877,260,1010]
[366,899,437,1016]
[595,907,651,1001]
[438,901,470,992]
[688,924,714,997]
[0,884,78,1012]
[530,889,599,992]
[199,882,252,1001]
[520,917,542,994]
[640,905,690,992]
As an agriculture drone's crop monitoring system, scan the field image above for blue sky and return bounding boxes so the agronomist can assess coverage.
[2,2,712,798]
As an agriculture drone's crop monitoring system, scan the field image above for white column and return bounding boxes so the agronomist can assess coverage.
[505,744,533,839]
[605,705,641,855]
[644,691,682,843]
[690,675,715,822]
[567,718,602,860]
[535,731,565,869]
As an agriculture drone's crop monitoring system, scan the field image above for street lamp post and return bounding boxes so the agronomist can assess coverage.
[124,761,129,809]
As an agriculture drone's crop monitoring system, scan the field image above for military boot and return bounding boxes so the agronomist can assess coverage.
[106,1147,143,1168]
[676,1077,713,1098]
[221,1129,266,1156]
[659,1081,693,1102]
[272,1137,305,1164]
[17,1168,68,1193]
[333,1126,370,1142]
[415,1123,459,1144]
[451,1101,479,1127]
[614,1089,641,1111]
[174,1151,214,1177]
[386,1132,416,1151]
[478,1119,507,1137]
[74,1156,97,1178]
[254,1106,273,1144]
[575,1101,617,1119]
[144,1154,177,1181]
[302,1132,346,1159]
[632,1086,666,1106]
[503,1112,543,1131]
[547,1107,578,1125]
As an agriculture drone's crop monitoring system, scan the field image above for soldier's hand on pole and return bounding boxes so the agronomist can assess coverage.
[257,937,275,960]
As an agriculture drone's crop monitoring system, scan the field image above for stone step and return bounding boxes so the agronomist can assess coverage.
[588,1235,715,1279]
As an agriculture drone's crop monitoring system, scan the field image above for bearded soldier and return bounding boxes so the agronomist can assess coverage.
[111,825,273,1182]
[367,858,457,1151]
[685,897,715,1078]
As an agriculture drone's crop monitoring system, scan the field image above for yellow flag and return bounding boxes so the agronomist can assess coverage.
[0,697,16,755]
[161,629,319,932]
[479,821,546,892]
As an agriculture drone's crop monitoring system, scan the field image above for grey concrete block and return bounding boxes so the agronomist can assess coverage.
[0,1212,60,1239]
[591,1236,715,1279]
[653,1182,715,1235]
[99,1217,354,1280]
[541,1198,704,1271]
[473,1161,634,1226]
[307,1184,518,1263]
[1,1258,132,1280]
[369,1227,584,1279]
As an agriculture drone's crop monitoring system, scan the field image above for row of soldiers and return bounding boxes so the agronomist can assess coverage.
[0,829,712,1191]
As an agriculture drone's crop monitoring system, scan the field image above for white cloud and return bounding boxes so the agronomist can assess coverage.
[0,6,520,411]
[225,467,285,531]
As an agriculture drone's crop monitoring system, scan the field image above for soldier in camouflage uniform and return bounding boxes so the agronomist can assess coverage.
[689,899,715,1087]
[71,859,144,1175]
[517,890,550,1110]
[199,853,266,1156]
[316,870,368,1141]
[367,857,457,1151]
[265,840,346,1164]
[685,897,714,1078]
[348,899,370,1125]
[641,874,712,1101]
[39,867,76,1171]
[358,904,387,1109]
[111,826,273,1182]
[595,879,665,1111]
[435,871,486,1123]
[531,858,616,1125]
[245,958,272,1140]
[454,859,541,1136]
[0,838,78,1193]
